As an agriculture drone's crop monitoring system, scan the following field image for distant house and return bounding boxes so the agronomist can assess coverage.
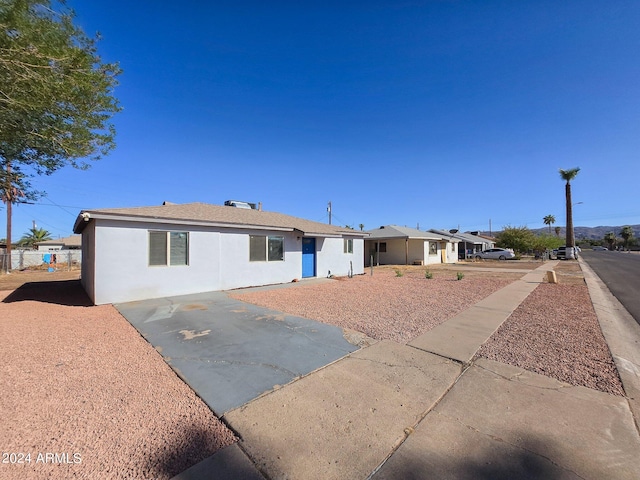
[35,235,82,251]
[429,229,495,259]
[364,225,458,266]
[73,202,366,305]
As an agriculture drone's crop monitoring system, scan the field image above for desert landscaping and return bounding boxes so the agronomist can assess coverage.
[0,260,624,478]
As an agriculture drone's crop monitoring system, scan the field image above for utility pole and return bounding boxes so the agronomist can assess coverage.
[327,201,332,225]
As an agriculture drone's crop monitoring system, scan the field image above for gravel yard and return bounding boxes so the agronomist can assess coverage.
[0,279,236,480]
[232,262,625,396]
[230,265,519,345]
[0,260,625,478]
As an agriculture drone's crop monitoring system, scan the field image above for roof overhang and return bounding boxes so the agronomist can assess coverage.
[74,212,368,238]
[74,212,294,234]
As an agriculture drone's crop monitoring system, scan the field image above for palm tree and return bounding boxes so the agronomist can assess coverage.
[359,223,364,231]
[559,167,580,258]
[18,227,52,248]
[554,226,561,237]
[604,232,616,251]
[620,226,634,251]
[543,214,556,234]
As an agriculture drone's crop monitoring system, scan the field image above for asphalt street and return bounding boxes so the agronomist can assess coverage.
[580,250,640,326]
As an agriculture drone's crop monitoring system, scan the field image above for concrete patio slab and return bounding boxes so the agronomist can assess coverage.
[223,340,462,480]
[373,358,640,480]
[116,290,359,415]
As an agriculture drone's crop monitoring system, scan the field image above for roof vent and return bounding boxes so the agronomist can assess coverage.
[224,200,256,209]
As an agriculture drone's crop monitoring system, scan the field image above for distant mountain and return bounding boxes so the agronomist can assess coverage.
[475,224,640,241]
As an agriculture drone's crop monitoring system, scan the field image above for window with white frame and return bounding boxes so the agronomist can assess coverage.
[149,231,189,266]
[343,238,353,254]
[250,235,284,262]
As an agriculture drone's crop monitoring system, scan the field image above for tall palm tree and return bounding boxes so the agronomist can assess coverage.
[559,167,580,258]
[620,226,634,250]
[543,214,556,234]
[604,232,616,251]
[554,226,561,237]
[18,227,52,248]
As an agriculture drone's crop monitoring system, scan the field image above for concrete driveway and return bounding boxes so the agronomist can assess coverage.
[115,287,360,415]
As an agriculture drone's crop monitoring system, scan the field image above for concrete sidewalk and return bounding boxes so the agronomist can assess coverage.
[171,262,640,480]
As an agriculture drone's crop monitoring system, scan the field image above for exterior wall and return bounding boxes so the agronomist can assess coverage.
[87,219,364,304]
[316,237,365,277]
[365,239,446,266]
[217,228,301,291]
[442,241,459,264]
[92,219,225,304]
[81,222,96,303]
[424,241,440,265]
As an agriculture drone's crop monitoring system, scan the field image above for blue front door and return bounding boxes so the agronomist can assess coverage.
[302,238,316,278]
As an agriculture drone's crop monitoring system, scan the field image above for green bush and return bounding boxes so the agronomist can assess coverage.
[395,268,404,277]
[456,272,465,281]
[424,269,433,279]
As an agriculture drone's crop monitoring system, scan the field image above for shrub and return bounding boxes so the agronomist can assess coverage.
[395,268,404,277]
[424,269,433,279]
[456,272,465,281]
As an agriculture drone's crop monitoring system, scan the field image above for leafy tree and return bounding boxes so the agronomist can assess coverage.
[495,226,535,254]
[18,226,50,247]
[620,226,634,250]
[604,231,616,250]
[1,0,121,268]
[531,233,563,254]
[559,167,580,258]
[543,214,556,234]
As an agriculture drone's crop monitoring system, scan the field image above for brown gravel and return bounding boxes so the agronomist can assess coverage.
[0,280,236,480]
[232,263,625,396]
[477,281,625,396]
[0,260,625,479]
[231,266,517,345]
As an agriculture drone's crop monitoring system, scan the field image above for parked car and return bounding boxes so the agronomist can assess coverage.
[592,246,608,251]
[557,246,579,259]
[474,248,515,260]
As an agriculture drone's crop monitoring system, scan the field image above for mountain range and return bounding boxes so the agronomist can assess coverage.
[476,225,640,241]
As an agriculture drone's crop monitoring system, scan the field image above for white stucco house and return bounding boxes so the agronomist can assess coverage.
[364,225,458,266]
[429,229,496,259]
[35,235,82,251]
[73,202,366,305]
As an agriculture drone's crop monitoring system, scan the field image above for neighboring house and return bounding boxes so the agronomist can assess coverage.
[364,225,458,266]
[73,202,366,305]
[429,229,496,259]
[35,235,82,251]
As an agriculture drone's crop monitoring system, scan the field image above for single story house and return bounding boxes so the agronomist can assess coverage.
[35,235,82,251]
[364,225,458,266]
[73,202,366,305]
[429,229,496,259]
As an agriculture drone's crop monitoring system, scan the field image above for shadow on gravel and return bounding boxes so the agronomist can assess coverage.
[2,279,92,307]
[145,426,245,479]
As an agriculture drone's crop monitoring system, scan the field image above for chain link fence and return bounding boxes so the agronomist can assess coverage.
[0,250,82,273]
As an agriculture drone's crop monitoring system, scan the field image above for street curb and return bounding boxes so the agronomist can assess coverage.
[580,257,640,432]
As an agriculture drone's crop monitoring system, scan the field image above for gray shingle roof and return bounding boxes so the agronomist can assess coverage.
[74,202,365,237]
[365,225,447,241]
[36,235,82,247]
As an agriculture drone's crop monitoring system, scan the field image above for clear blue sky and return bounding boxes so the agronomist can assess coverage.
[8,0,640,239]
